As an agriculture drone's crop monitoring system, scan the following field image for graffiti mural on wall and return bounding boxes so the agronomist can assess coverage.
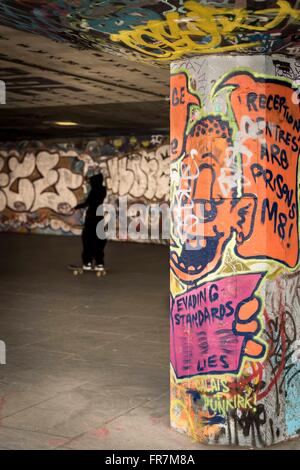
[0,144,83,234]
[171,272,266,378]
[0,1,299,62]
[214,71,300,267]
[170,57,300,446]
[0,136,169,241]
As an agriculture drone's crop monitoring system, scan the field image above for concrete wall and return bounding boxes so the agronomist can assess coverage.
[170,55,300,446]
[0,135,169,242]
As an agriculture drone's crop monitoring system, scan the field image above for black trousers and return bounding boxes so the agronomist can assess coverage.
[82,218,106,265]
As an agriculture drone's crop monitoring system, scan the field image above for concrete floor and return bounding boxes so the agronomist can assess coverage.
[0,233,299,450]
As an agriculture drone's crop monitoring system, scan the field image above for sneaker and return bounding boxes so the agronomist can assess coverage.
[95,264,105,272]
[83,263,93,271]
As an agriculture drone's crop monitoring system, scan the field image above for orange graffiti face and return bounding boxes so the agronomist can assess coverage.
[170,116,256,283]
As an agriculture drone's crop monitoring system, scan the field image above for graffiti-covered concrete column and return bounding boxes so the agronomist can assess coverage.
[170,55,300,447]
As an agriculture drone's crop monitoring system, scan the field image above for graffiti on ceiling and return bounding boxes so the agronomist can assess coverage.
[0,1,299,64]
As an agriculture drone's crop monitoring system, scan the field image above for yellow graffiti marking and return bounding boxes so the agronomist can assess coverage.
[170,398,197,439]
[170,370,226,441]
[111,1,300,61]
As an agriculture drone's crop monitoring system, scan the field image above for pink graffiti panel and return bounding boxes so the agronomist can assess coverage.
[171,273,265,379]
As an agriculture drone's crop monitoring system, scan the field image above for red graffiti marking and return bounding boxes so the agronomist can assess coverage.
[257,305,287,401]
[92,427,109,438]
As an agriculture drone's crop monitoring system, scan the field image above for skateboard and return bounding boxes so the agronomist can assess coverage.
[68,264,107,277]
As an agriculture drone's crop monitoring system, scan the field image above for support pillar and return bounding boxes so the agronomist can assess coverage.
[170,55,300,447]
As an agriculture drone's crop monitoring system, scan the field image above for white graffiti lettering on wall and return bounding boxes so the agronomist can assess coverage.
[0,138,170,241]
[0,150,82,213]
[104,145,169,201]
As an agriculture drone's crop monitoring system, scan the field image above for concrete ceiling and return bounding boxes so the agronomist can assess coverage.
[0,24,169,140]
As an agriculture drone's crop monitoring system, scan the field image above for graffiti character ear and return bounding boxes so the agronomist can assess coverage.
[231,194,257,245]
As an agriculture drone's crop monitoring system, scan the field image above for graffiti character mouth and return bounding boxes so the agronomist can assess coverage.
[170,226,224,278]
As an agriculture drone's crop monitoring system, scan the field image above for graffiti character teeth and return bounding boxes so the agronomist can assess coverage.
[170,228,224,282]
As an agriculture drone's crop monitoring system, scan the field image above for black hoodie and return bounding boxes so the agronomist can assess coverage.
[75,174,106,219]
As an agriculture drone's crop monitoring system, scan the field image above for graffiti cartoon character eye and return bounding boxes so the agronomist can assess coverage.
[192,198,224,223]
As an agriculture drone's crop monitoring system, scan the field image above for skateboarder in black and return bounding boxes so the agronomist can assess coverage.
[74,173,107,271]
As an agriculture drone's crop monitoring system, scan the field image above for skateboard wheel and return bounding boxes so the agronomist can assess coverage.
[96,271,102,277]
